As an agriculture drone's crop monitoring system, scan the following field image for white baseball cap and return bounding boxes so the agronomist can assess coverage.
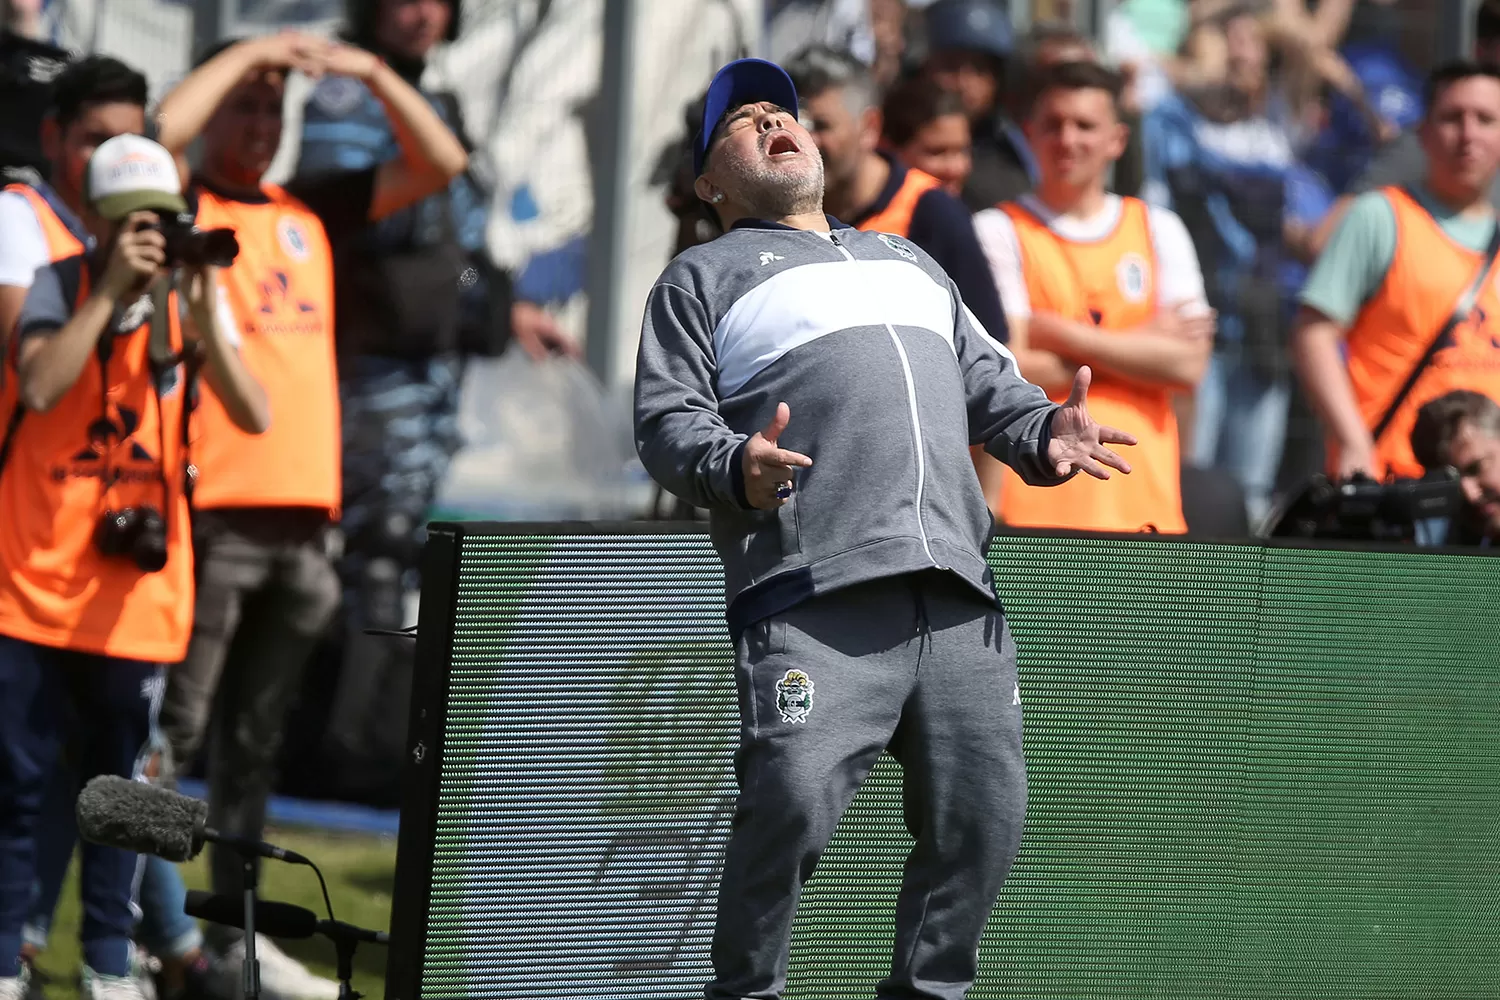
[83,134,188,222]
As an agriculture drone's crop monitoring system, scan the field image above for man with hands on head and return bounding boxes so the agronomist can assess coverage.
[0,134,266,1000]
[634,57,1134,1000]
[132,27,468,1000]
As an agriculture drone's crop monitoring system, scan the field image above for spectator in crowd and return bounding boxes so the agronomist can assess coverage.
[1411,389,1500,546]
[294,0,574,798]
[786,46,1007,339]
[976,61,1212,533]
[0,133,268,1000]
[123,28,465,999]
[1294,61,1500,482]
[920,0,1034,211]
[1301,39,1422,201]
[0,57,213,998]
[767,0,908,89]
[880,74,972,196]
[1146,7,1297,527]
[1312,0,1500,252]
[786,44,1011,513]
[0,0,70,182]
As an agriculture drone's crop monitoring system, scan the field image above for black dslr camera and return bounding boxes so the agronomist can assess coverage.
[1263,469,1463,542]
[95,506,169,572]
[146,212,240,268]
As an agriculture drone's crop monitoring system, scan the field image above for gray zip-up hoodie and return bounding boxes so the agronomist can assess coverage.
[634,218,1067,634]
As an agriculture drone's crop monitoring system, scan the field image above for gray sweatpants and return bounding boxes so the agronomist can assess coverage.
[709,570,1028,1000]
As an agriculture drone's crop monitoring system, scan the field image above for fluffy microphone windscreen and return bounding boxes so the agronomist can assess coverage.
[76,775,207,862]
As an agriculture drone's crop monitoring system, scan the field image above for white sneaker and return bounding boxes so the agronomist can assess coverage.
[0,965,30,1000]
[211,936,341,1000]
[81,963,153,1000]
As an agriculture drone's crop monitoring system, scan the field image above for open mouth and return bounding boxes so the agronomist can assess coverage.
[766,132,800,157]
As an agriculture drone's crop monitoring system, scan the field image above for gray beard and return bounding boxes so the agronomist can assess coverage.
[735,156,825,219]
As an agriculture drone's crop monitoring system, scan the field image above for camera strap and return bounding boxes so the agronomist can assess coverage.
[146,277,200,510]
[1371,220,1500,442]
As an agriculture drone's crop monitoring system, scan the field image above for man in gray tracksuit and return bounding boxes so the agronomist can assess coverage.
[633,58,1135,1000]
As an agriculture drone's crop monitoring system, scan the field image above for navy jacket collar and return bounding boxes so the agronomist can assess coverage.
[730,214,852,232]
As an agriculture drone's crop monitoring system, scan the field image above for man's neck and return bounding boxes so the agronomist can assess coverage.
[54,179,82,218]
[719,205,831,232]
[823,152,890,222]
[1032,179,1109,221]
[198,165,265,201]
[774,212,832,232]
[1422,176,1494,219]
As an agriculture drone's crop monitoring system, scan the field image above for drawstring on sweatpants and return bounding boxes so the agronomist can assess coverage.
[909,575,934,658]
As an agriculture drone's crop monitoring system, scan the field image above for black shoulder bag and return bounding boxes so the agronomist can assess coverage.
[1371,224,1500,443]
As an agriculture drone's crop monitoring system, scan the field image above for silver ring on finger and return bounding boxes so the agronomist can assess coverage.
[775,481,794,500]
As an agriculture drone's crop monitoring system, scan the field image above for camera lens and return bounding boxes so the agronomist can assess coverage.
[94,506,168,573]
[132,506,169,573]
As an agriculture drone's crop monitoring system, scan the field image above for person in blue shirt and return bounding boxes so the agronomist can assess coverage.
[296,0,579,795]
[1144,10,1295,528]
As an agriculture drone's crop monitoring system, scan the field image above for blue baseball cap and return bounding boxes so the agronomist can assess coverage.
[694,58,800,176]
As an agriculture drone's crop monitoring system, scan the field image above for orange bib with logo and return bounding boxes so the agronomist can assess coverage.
[997,198,1186,534]
[1345,186,1500,479]
[0,266,195,662]
[189,184,340,514]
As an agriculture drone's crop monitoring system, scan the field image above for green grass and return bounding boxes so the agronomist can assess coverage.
[33,827,398,1000]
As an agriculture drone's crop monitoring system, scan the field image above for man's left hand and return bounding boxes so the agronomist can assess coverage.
[512,301,581,362]
[1046,366,1137,479]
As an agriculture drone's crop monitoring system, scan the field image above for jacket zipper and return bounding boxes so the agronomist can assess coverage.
[828,230,939,568]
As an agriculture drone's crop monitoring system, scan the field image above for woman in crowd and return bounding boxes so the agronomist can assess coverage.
[881,75,973,196]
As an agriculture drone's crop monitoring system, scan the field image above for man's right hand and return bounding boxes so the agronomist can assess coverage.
[743,402,813,510]
[99,213,167,302]
[1335,436,1379,480]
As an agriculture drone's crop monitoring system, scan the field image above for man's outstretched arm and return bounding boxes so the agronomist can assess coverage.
[948,290,1067,486]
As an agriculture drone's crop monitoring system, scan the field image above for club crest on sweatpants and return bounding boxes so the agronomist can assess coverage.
[775,669,814,724]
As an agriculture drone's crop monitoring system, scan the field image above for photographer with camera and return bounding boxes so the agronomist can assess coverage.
[1293,61,1500,482]
[1411,389,1500,545]
[0,134,267,1000]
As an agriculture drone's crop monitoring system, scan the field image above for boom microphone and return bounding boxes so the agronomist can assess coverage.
[187,891,389,947]
[185,890,318,940]
[76,776,311,865]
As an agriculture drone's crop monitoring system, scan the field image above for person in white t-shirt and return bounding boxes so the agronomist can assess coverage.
[974,60,1214,533]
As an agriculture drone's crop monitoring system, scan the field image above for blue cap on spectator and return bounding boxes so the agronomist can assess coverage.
[924,0,1013,61]
[695,58,800,176]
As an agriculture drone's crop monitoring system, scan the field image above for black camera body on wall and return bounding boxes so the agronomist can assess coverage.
[1264,469,1463,542]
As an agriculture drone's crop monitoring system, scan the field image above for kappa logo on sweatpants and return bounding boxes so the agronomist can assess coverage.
[1012,683,1021,706]
[776,669,814,723]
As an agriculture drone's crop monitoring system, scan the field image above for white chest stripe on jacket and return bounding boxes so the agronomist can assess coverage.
[829,237,939,568]
[712,257,956,398]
